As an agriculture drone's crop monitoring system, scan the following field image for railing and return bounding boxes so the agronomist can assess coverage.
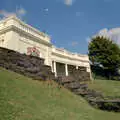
[0,22,7,30]
[0,16,51,43]
[52,46,89,62]
[14,20,50,42]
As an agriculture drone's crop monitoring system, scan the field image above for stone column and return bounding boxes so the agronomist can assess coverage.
[51,61,54,72]
[65,64,68,76]
[76,66,78,69]
[87,67,92,81]
[53,61,57,77]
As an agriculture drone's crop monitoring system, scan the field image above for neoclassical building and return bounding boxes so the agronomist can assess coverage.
[0,16,91,77]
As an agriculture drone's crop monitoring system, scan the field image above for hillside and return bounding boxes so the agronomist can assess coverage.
[88,79,120,98]
[0,67,120,120]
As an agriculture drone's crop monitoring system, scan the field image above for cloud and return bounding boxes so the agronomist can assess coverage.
[103,0,112,2]
[95,28,120,44]
[0,7,26,19]
[16,7,26,19]
[70,41,79,46]
[17,7,26,16]
[75,11,84,17]
[44,8,49,12]
[0,10,16,18]
[86,37,91,43]
[64,0,75,6]
[43,8,49,16]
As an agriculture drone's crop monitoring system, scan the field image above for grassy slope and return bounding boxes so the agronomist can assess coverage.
[0,68,120,120]
[88,79,120,98]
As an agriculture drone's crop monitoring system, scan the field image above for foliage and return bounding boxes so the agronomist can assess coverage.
[88,36,120,79]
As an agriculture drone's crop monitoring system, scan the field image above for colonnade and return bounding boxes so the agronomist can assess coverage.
[52,61,85,77]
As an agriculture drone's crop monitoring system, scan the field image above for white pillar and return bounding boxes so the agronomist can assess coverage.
[76,66,78,69]
[53,61,57,77]
[87,67,93,81]
[65,64,68,76]
[51,62,54,72]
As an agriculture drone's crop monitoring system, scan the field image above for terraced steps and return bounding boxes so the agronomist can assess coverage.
[56,76,120,112]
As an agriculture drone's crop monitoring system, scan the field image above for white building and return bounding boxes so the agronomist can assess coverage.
[0,16,91,77]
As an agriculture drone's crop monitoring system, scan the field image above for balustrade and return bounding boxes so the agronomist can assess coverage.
[0,17,50,43]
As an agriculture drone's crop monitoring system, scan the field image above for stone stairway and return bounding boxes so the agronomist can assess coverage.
[55,76,120,112]
[56,76,89,96]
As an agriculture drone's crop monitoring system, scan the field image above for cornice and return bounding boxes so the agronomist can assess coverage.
[52,52,89,63]
[0,16,50,40]
[0,25,52,47]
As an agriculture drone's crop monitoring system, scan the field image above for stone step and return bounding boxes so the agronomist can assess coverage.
[64,82,80,89]
[60,76,76,84]
[79,84,88,89]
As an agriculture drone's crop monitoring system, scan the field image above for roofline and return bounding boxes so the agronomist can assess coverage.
[0,15,51,40]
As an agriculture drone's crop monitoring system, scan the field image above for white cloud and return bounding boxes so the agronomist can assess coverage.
[75,12,84,17]
[17,7,26,16]
[70,41,79,46]
[104,0,112,2]
[44,8,49,12]
[86,37,91,43]
[0,10,16,18]
[64,0,75,6]
[0,7,26,19]
[95,28,120,44]
[56,0,75,6]
[16,7,26,19]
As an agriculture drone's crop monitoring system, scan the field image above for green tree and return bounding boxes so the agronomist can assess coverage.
[88,36,120,79]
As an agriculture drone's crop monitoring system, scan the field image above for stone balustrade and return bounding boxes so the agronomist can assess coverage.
[52,46,89,63]
[0,16,50,43]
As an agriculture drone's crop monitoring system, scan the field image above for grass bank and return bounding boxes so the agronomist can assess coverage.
[88,79,120,98]
[0,67,120,120]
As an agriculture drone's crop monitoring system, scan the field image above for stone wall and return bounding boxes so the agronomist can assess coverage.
[68,66,91,81]
[0,47,55,81]
[0,47,91,82]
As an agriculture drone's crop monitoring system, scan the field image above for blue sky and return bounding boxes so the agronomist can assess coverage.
[0,0,120,54]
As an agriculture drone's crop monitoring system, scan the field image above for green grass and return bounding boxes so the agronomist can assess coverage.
[88,79,120,98]
[0,67,120,120]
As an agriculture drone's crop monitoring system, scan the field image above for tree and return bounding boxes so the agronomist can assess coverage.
[88,36,120,79]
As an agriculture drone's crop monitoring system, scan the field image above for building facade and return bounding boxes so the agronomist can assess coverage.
[0,16,91,77]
